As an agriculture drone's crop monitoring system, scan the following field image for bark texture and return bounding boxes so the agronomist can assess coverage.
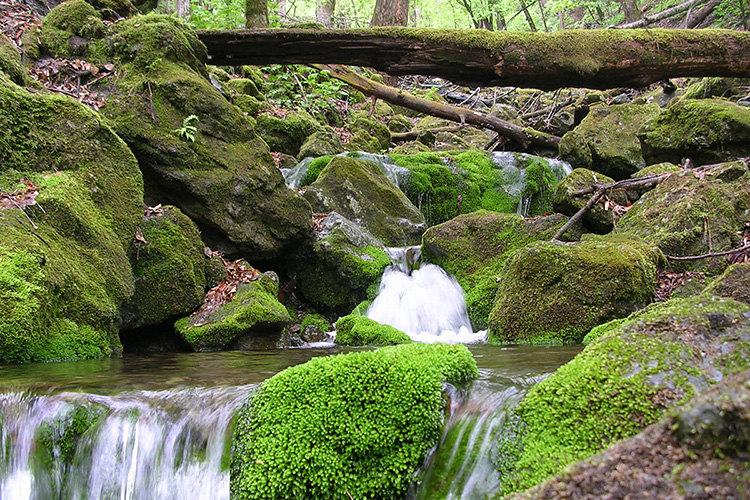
[197,28,750,90]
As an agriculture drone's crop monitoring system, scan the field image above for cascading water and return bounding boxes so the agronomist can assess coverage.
[366,247,486,344]
[0,386,249,500]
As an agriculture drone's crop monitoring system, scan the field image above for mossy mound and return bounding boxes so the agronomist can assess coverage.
[617,160,750,274]
[0,34,26,86]
[559,103,659,180]
[40,0,106,59]
[119,205,213,330]
[503,369,750,500]
[488,234,659,343]
[294,213,390,313]
[422,211,583,329]
[298,127,344,159]
[0,76,143,364]
[346,114,391,151]
[230,343,478,500]
[639,99,750,165]
[334,315,412,346]
[93,13,311,261]
[552,168,625,233]
[496,294,750,496]
[175,271,292,351]
[303,156,426,246]
[225,77,262,98]
[704,262,750,305]
[255,111,321,157]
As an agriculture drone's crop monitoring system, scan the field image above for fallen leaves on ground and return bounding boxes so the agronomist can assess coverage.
[654,270,706,302]
[30,58,115,110]
[312,212,332,232]
[0,180,38,210]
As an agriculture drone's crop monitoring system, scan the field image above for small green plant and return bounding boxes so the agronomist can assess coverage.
[173,114,199,142]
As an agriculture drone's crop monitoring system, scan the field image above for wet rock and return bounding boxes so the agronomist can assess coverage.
[422,211,583,329]
[639,98,750,165]
[293,212,390,313]
[334,315,412,346]
[559,103,660,179]
[175,271,292,352]
[303,156,426,246]
[488,234,660,343]
[618,160,750,274]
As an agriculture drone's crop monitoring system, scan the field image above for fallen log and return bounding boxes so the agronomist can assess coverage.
[314,64,561,149]
[197,28,750,90]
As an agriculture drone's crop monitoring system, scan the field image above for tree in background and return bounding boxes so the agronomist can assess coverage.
[316,0,336,26]
[246,0,269,26]
[371,0,409,25]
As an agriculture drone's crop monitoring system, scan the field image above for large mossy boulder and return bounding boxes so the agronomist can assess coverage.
[496,294,750,496]
[230,343,478,500]
[639,98,750,165]
[559,103,660,180]
[552,168,625,233]
[503,368,750,500]
[617,160,750,274]
[255,111,322,157]
[293,213,390,313]
[488,234,659,343]
[0,74,143,363]
[119,205,215,330]
[298,127,344,159]
[422,211,583,329]
[334,314,412,346]
[0,34,26,86]
[175,271,291,351]
[303,156,426,246]
[63,11,312,260]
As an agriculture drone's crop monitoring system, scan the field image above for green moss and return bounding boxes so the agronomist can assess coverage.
[582,318,626,344]
[422,211,579,329]
[520,158,557,215]
[41,0,106,59]
[256,111,321,156]
[225,78,261,97]
[230,343,478,500]
[347,115,391,151]
[639,99,750,165]
[176,272,292,351]
[334,315,412,346]
[36,401,106,472]
[703,262,750,305]
[0,35,25,86]
[300,155,333,186]
[631,162,681,178]
[497,293,750,495]
[300,313,331,333]
[488,234,659,343]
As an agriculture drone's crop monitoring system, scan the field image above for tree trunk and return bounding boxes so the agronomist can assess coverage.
[245,0,268,28]
[314,64,560,150]
[316,0,336,27]
[620,0,643,23]
[371,0,409,26]
[197,28,750,90]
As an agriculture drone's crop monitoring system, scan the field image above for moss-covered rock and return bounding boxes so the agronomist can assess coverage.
[303,156,426,246]
[680,77,750,101]
[387,114,413,133]
[233,94,268,116]
[255,111,321,156]
[639,99,750,165]
[347,114,391,151]
[294,212,390,313]
[631,161,681,178]
[40,0,106,59]
[0,74,143,363]
[559,103,660,180]
[334,314,412,346]
[552,168,624,233]
[703,262,750,305]
[95,14,311,261]
[496,294,750,496]
[230,343,478,500]
[0,34,26,86]
[298,127,344,159]
[175,271,292,351]
[422,211,583,329]
[119,205,212,330]
[488,234,659,343]
[617,160,750,274]
[503,369,750,500]
[225,77,262,98]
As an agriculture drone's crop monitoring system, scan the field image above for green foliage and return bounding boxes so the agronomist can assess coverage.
[520,158,558,215]
[334,315,412,346]
[173,114,199,142]
[36,401,106,471]
[262,65,349,120]
[300,313,332,332]
[230,343,479,500]
[189,0,245,29]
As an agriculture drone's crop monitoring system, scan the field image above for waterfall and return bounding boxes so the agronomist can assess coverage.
[0,386,250,500]
[366,247,486,344]
[281,152,411,189]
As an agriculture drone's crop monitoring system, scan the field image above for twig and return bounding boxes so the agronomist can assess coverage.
[552,185,608,241]
[10,199,38,229]
[15,216,50,247]
[664,244,750,261]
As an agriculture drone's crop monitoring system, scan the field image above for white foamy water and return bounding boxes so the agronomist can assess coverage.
[0,387,251,500]
[366,247,486,344]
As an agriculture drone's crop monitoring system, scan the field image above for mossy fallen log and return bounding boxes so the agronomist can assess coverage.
[197,28,750,90]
